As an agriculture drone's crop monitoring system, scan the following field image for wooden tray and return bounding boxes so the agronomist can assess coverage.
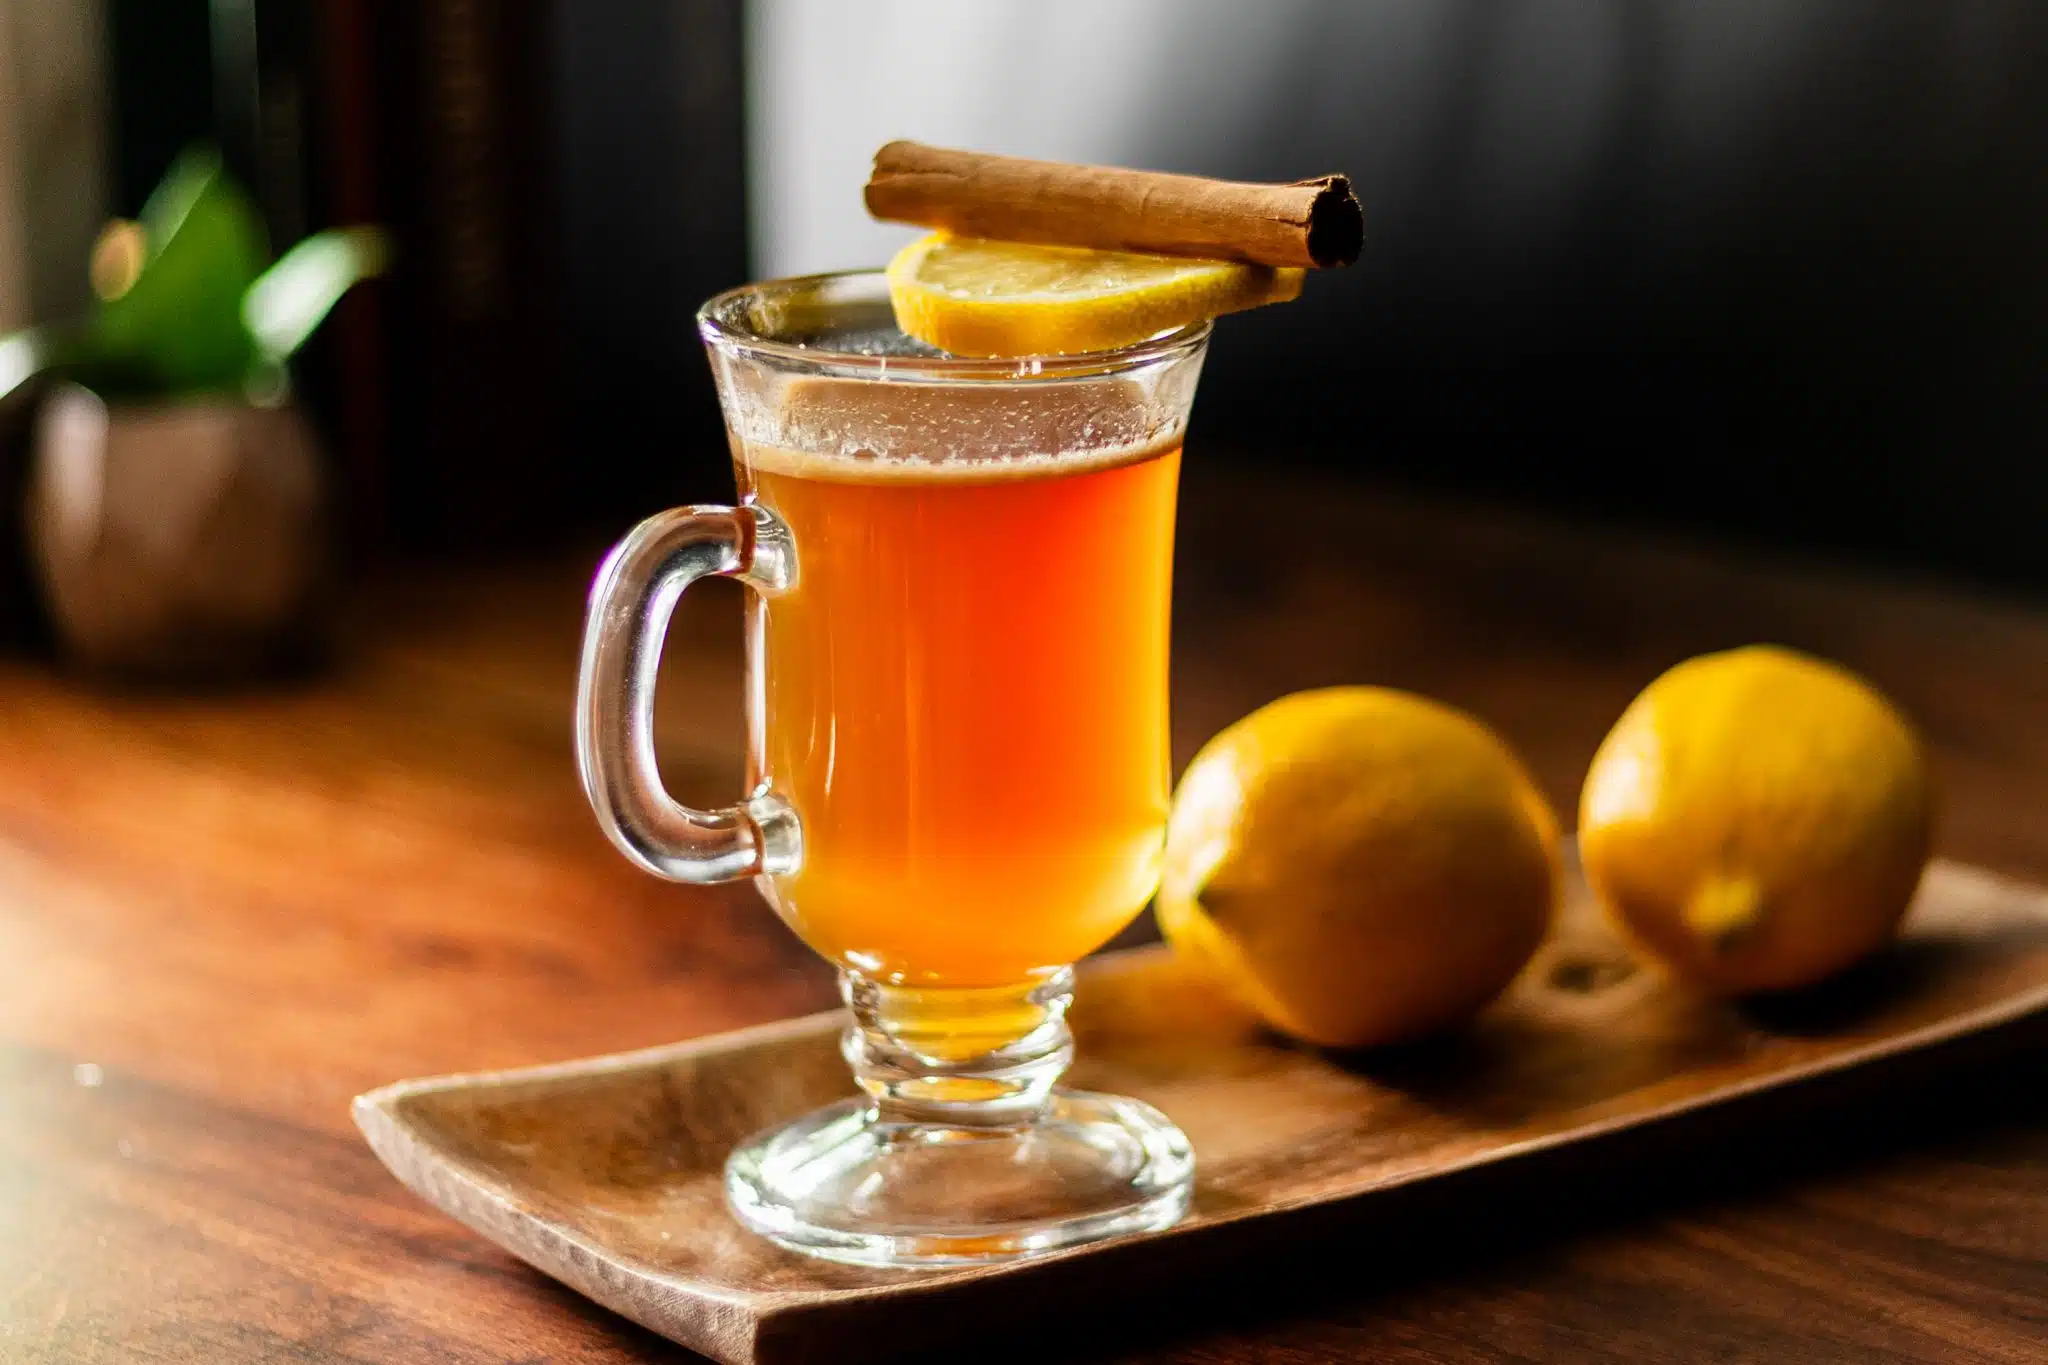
[355,857,2048,1365]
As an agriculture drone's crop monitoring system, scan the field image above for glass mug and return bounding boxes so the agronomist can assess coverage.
[576,271,1207,1267]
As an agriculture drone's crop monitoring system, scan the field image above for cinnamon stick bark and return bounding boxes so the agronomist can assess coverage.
[865,142,1362,269]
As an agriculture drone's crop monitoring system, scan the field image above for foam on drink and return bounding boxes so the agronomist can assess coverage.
[729,371,1193,481]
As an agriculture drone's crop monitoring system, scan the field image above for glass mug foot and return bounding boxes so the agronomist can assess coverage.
[724,969,1194,1268]
[725,1092,1193,1268]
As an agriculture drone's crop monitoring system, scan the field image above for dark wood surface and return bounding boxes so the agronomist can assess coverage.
[3,464,2044,1364]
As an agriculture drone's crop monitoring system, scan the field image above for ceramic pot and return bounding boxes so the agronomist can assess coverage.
[24,383,330,677]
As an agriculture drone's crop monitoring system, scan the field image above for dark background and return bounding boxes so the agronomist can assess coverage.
[106,0,2045,589]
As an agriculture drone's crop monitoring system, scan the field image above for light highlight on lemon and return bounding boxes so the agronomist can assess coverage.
[885,233,1303,358]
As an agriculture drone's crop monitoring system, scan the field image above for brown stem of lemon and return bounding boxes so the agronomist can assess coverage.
[1684,873,1763,951]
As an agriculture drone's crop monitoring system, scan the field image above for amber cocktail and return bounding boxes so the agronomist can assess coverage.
[743,407,1178,987]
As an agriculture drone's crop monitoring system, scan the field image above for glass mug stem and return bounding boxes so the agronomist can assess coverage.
[842,969,1077,1126]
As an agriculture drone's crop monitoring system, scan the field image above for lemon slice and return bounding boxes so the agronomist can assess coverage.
[885,233,1304,358]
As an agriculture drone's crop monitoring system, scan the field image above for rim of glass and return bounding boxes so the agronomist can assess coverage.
[697,269,1212,378]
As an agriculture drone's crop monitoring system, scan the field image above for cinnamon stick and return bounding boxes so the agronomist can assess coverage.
[864,142,1363,270]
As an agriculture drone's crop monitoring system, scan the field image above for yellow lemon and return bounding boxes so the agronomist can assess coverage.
[1579,645,1934,995]
[1157,687,1560,1048]
[885,232,1303,357]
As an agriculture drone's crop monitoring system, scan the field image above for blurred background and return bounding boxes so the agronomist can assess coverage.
[8,0,2042,586]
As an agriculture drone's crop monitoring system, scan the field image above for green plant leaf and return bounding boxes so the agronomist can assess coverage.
[94,145,269,394]
[0,322,112,404]
[243,227,391,366]
[0,329,47,404]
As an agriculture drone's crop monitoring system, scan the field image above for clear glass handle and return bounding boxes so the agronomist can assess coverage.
[575,503,800,884]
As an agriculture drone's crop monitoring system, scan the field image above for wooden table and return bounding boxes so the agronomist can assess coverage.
[3,466,2043,1364]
